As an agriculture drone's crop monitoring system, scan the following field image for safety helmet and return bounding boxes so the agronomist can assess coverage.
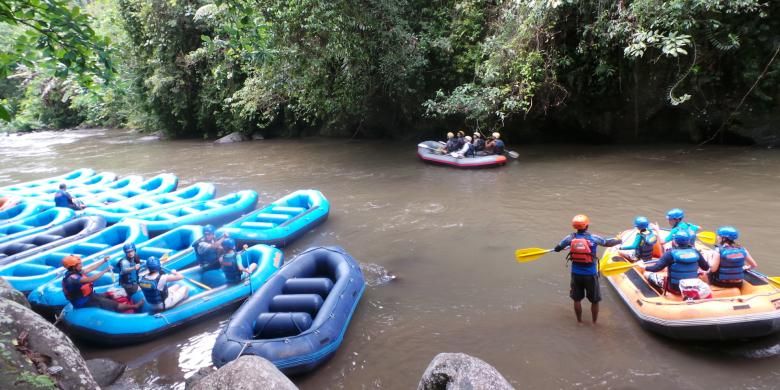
[473,132,480,137]
[572,214,590,230]
[717,226,739,241]
[204,225,215,235]
[222,238,236,250]
[146,256,161,272]
[465,136,472,142]
[666,208,684,220]
[62,255,82,268]
[633,216,649,229]
[447,132,454,138]
[492,132,501,139]
[673,230,691,246]
[457,131,465,137]
[123,243,136,253]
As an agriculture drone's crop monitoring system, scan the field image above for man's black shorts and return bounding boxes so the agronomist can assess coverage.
[570,274,601,303]
[84,294,120,311]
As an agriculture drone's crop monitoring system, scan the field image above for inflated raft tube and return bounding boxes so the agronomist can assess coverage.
[0,196,20,211]
[0,216,106,267]
[60,244,282,346]
[0,221,148,294]
[85,182,216,225]
[0,168,95,194]
[130,190,258,236]
[0,208,76,245]
[76,173,178,208]
[219,189,329,247]
[601,229,780,340]
[28,225,204,315]
[212,246,365,375]
[417,141,507,168]
[22,175,142,206]
[0,201,51,226]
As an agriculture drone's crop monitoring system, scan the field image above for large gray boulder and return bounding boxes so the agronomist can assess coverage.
[214,132,247,144]
[0,298,99,390]
[190,355,297,390]
[418,353,514,390]
[0,277,29,308]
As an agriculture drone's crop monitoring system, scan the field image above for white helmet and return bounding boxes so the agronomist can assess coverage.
[465,136,472,142]
[492,132,501,139]
[447,132,454,138]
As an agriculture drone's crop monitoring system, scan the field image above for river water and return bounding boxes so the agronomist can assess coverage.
[2,128,780,389]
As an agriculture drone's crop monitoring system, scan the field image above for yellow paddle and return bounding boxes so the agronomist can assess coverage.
[514,248,554,263]
[696,231,717,245]
[748,270,780,289]
[600,261,642,277]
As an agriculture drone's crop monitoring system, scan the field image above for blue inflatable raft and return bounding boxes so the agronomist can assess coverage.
[0,201,51,226]
[60,244,283,346]
[85,182,216,225]
[219,190,329,247]
[0,208,76,244]
[0,221,148,294]
[75,173,178,208]
[212,246,365,375]
[130,190,258,236]
[28,225,204,314]
[0,168,96,194]
[0,216,106,267]
[20,174,142,206]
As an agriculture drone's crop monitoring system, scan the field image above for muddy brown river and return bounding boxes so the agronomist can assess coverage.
[2,128,780,389]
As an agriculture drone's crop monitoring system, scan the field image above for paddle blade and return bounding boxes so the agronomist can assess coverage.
[600,262,638,277]
[507,150,519,159]
[697,231,717,245]
[514,248,553,263]
[767,276,780,289]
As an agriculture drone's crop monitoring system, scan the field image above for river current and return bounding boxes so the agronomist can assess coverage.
[2,128,780,389]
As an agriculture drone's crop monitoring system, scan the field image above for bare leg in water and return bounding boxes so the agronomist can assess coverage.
[591,303,599,324]
[573,300,583,322]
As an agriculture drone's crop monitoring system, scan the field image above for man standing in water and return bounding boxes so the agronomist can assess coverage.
[553,215,621,324]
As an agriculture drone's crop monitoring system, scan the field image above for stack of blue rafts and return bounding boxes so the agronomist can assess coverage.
[0,168,364,375]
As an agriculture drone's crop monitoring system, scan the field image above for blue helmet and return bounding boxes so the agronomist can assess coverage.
[204,225,215,235]
[717,226,739,241]
[666,208,684,220]
[633,216,649,229]
[222,238,235,250]
[146,256,161,272]
[123,243,136,253]
[673,230,691,246]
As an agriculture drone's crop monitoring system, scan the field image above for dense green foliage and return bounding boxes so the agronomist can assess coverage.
[1,0,778,142]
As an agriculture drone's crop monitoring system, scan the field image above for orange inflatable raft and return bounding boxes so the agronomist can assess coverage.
[600,229,780,340]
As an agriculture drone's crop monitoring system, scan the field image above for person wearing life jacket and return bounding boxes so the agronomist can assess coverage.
[138,256,189,312]
[640,230,710,295]
[456,130,466,150]
[451,136,475,158]
[660,208,700,250]
[220,238,257,284]
[61,255,143,311]
[115,242,142,296]
[193,225,226,271]
[492,132,505,155]
[618,216,660,262]
[53,183,85,210]
[472,132,486,153]
[553,214,621,323]
[443,132,459,153]
[707,226,758,288]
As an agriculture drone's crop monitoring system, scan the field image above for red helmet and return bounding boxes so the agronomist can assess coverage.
[62,255,82,268]
[572,214,590,230]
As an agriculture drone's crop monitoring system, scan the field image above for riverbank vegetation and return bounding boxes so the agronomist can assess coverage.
[1,0,778,142]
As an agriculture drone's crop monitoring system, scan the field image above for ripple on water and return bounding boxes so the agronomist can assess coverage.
[178,321,226,378]
[360,263,397,287]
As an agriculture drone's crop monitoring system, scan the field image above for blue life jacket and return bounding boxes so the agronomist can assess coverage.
[474,138,485,151]
[670,221,699,245]
[62,271,91,307]
[465,143,475,157]
[194,238,219,268]
[636,230,657,260]
[54,190,70,208]
[668,248,700,290]
[115,256,140,286]
[494,140,505,155]
[446,139,459,152]
[139,273,168,306]
[456,137,465,149]
[220,252,242,283]
[716,246,747,283]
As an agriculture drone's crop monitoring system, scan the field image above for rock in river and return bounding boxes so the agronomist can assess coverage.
[418,352,514,390]
[190,355,297,390]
